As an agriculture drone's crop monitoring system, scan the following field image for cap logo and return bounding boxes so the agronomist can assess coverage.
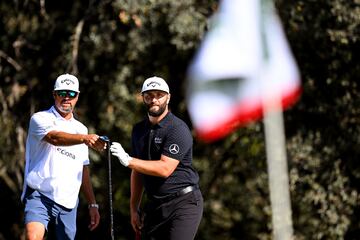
[147,81,161,88]
[61,79,75,85]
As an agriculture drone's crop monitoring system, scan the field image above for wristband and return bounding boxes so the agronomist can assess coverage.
[88,203,99,209]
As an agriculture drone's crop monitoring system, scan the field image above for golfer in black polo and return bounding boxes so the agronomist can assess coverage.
[110,76,203,240]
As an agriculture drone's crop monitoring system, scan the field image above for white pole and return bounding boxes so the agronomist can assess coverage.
[263,106,294,240]
[261,0,295,238]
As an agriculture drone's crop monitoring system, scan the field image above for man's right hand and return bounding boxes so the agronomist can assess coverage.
[110,142,133,167]
[83,134,107,152]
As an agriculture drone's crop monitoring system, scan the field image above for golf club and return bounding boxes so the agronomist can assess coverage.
[99,136,114,240]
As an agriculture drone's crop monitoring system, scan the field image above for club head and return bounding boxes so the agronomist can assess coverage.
[99,135,110,142]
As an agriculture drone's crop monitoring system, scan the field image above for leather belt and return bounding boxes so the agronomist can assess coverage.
[150,185,198,204]
[175,185,196,197]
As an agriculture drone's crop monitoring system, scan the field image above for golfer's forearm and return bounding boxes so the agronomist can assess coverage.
[128,158,176,178]
[130,170,143,212]
[130,199,141,215]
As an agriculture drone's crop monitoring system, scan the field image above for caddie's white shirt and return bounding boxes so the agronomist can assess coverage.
[21,106,90,209]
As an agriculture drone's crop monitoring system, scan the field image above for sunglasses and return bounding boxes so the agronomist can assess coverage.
[55,90,78,98]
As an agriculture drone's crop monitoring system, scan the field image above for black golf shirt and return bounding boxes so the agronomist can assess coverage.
[131,112,199,201]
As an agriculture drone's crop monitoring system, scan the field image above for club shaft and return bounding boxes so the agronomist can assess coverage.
[107,141,114,240]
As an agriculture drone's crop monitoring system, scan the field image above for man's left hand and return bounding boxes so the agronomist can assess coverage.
[88,206,100,231]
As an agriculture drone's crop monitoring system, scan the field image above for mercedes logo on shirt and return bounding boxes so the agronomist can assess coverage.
[169,144,180,154]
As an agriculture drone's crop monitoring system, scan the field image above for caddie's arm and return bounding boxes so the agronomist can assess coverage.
[44,131,105,151]
[81,165,100,231]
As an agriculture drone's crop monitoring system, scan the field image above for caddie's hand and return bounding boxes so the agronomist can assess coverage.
[83,134,106,152]
[110,142,132,167]
[88,206,100,231]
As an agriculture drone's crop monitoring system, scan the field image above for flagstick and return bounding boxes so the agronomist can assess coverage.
[263,100,294,240]
[260,0,295,237]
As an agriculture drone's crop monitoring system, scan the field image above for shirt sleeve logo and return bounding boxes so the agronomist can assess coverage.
[169,144,180,154]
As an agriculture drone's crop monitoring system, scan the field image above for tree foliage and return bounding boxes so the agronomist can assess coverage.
[0,0,359,239]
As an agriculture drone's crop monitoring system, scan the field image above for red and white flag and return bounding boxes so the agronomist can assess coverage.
[186,0,301,142]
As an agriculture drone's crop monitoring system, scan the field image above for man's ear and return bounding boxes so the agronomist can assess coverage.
[167,93,171,104]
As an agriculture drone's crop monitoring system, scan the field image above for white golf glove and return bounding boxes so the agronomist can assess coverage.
[110,142,132,167]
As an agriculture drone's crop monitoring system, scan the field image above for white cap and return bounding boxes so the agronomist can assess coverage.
[141,76,169,94]
[54,73,80,92]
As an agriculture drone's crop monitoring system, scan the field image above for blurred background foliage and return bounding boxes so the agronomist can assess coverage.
[0,0,359,239]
